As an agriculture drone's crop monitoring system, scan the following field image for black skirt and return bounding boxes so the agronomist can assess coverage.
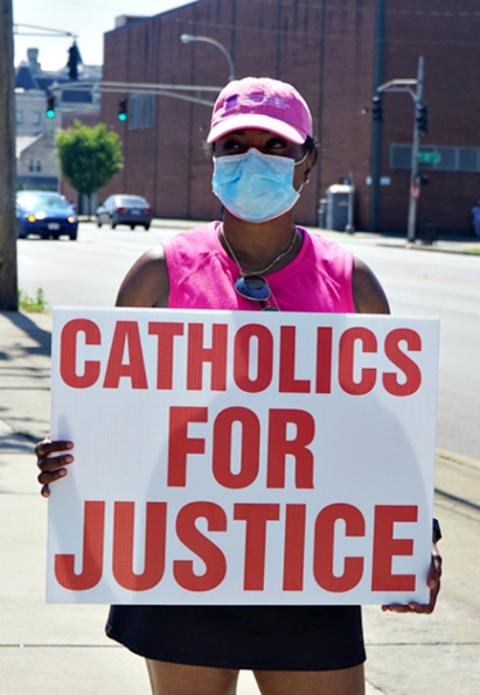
[106,604,365,671]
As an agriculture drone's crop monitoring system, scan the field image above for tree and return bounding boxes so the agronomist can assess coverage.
[56,121,124,218]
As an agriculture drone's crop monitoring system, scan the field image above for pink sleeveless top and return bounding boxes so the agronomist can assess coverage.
[163,221,355,313]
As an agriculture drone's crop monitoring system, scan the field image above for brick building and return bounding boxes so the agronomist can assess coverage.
[95,1,480,235]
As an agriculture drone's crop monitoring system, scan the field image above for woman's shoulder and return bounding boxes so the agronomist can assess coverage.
[297,228,389,313]
[116,222,222,308]
[299,226,352,259]
[163,221,224,282]
[116,245,169,308]
[297,227,355,282]
[163,221,221,255]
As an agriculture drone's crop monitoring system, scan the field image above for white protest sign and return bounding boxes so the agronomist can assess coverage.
[47,308,439,605]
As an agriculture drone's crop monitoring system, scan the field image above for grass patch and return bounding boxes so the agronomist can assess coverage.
[18,288,48,313]
[464,247,480,255]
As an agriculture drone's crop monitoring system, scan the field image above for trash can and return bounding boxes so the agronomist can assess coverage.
[326,184,355,231]
[318,198,327,228]
[417,220,438,245]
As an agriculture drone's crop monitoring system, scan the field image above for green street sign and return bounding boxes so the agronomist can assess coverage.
[418,151,441,164]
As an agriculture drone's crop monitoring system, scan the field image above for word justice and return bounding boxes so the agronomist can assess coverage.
[54,501,419,594]
[59,319,423,396]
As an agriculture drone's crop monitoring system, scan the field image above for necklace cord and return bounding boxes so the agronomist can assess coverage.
[221,226,299,276]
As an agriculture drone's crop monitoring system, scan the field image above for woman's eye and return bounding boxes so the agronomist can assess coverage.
[222,140,243,152]
[266,138,287,151]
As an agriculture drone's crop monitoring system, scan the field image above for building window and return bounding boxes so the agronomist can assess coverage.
[390,144,480,173]
[32,111,41,126]
[28,159,35,172]
[129,94,155,130]
[129,95,141,130]
[458,148,479,172]
[143,94,154,128]
[16,110,23,125]
[35,160,42,172]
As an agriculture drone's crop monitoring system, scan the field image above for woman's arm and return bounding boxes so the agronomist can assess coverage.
[116,246,170,308]
[352,257,390,314]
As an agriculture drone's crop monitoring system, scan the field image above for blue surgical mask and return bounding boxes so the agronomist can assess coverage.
[212,148,307,224]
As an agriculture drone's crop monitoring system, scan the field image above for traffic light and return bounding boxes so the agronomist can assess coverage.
[117,97,128,122]
[371,94,383,123]
[45,94,56,119]
[67,41,82,81]
[416,103,428,135]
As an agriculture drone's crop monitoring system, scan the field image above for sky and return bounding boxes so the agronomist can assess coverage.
[13,0,193,71]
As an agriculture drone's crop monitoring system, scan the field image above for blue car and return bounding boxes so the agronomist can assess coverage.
[16,191,78,240]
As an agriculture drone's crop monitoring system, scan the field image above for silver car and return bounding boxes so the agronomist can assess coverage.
[95,194,152,230]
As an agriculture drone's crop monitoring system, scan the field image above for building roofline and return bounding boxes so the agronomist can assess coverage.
[104,2,199,36]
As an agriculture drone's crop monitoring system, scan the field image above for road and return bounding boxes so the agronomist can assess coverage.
[17,221,480,462]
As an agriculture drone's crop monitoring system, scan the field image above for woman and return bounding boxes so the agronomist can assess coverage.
[36,77,441,695]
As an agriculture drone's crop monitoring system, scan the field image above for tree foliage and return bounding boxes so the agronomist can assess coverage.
[55,121,123,196]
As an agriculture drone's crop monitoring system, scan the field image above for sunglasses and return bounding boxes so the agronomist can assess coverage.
[234,274,279,311]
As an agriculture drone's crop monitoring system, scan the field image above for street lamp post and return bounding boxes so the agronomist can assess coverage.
[406,56,424,244]
[374,55,425,244]
[180,34,235,82]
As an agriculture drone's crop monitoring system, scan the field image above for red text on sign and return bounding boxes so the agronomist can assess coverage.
[54,502,418,594]
[167,406,315,489]
[59,320,423,396]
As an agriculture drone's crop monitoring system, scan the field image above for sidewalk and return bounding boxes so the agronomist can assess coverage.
[149,217,480,256]
[1,284,479,693]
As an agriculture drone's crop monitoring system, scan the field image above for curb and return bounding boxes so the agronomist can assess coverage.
[376,241,480,256]
[436,447,480,471]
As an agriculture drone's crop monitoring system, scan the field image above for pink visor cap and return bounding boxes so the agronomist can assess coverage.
[207,76,313,145]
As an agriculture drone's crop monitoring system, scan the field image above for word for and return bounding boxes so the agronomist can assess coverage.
[168,406,315,489]
[54,502,418,594]
[59,319,423,396]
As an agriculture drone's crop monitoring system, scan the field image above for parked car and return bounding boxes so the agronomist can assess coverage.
[95,195,152,230]
[16,191,78,240]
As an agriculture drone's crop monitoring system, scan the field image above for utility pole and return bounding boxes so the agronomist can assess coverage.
[374,55,425,244]
[0,0,18,310]
[369,0,385,233]
[407,56,425,243]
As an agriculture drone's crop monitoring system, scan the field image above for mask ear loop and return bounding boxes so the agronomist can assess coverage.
[294,151,311,194]
[294,151,309,166]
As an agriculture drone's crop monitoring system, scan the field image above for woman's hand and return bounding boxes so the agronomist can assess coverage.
[35,438,74,498]
[381,545,442,614]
